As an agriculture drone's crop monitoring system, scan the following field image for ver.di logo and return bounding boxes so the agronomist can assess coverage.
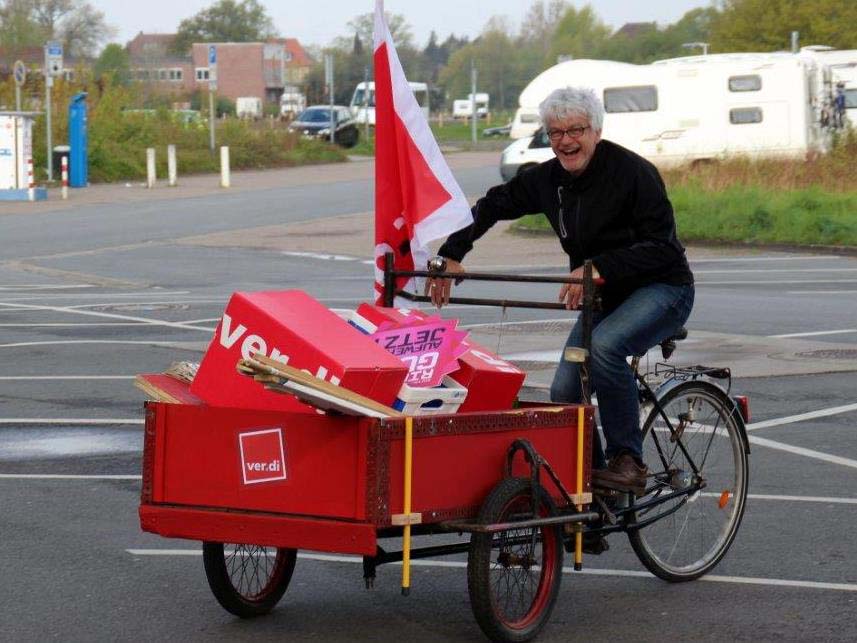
[238,428,287,485]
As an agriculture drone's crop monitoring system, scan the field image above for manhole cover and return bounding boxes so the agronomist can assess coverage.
[796,349,857,360]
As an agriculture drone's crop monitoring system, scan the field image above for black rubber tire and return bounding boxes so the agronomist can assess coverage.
[467,477,564,642]
[629,381,748,582]
[202,542,297,617]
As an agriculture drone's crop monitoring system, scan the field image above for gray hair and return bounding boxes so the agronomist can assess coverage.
[538,87,604,132]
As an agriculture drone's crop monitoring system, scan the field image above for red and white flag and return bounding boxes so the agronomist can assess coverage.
[373,0,473,304]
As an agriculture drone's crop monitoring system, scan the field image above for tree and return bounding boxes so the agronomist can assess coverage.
[547,5,612,63]
[344,10,414,50]
[171,0,277,54]
[710,0,857,52]
[93,42,129,85]
[31,0,113,57]
[520,0,568,61]
[0,0,43,52]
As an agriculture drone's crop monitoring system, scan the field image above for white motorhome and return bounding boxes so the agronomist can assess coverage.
[509,54,830,166]
[350,81,429,125]
[453,93,490,119]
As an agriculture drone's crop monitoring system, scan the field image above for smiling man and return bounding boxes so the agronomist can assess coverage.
[425,86,695,496]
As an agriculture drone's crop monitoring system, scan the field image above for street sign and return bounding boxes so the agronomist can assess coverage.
[13,60,27,87]
[45,40,63,77]
[208,44,217,91]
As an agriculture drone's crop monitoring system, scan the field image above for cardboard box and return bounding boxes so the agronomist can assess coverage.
[190,291,408,412]
[356,304,525,412]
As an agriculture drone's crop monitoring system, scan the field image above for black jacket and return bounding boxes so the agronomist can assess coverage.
[438,139,694,310]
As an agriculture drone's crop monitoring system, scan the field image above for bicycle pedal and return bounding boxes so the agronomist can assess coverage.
[564,535,610,556]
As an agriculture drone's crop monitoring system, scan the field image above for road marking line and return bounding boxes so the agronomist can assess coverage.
[0,340,208,349]
[0,290,190,302]
[124,550,857,592]
[0,474,141,480]
[0,418,143,425]
[0,301,213,332]
[0,284,94,291]
[0,322,156,327]
[788,290,857,295]
[690,256,842,263]
[740,493,857,505]
[64,299,224,310]
[768,329,857,338]
[283,251,361,261]
[748,435,857,470]
[747,403,857,431]
[699,279,857,285]
[176,317,220,324]
[0,375,135,380]
[697,268,857,274]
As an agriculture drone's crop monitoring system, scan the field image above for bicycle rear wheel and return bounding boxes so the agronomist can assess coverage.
[629,381,748,582]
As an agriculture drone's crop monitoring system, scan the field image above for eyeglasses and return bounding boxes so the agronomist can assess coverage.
[547,126,590,141]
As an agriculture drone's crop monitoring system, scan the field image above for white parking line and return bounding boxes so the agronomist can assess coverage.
[0,474,141,480]
[0,418,143,425]
[124,550,857,592]
[0,291,190,302]
[0,301,214,332]
[0,322,155,327]
[0,340,210,348]
[697,268,857,274]
[0,375,135,380]
[767,329,857,338]
[748,435,857,470]
[0,284,95,291]
[700,279,857,285]
[788,290,857,295]
[747,403,857,431]
[690,256,842,263]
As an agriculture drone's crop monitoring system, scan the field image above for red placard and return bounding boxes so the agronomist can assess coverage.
[190,291,408,412]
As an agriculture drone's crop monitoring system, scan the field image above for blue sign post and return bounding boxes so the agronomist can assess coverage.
[68,92,88,188]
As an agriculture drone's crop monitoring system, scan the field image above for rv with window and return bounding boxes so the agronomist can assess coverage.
[350,81,429,126]
[508,54,831,167]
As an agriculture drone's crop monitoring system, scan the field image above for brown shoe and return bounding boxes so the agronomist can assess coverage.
[592,454,648,497]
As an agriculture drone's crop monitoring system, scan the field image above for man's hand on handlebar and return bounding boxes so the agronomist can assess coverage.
[558,265,601,310]
[424,258,465,308]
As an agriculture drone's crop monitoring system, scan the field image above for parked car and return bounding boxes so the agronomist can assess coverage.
[499,127,552,181]
[288,105,360,148]
[482,122,512,138]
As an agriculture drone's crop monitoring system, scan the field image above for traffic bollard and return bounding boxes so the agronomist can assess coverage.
[27,157,34,202]
[220,146,230,188]
[61,156,68,200]
[146,148,156,188]
[167,144,177,187]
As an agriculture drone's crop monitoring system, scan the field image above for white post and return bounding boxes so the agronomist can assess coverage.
[61,156,68,200]
[27,157,35,201]
[167,144,177,187]
[220,146,230,188]
[146,147,156,189]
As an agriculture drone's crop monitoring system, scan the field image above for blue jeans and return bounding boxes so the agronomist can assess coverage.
[550,282,694,469]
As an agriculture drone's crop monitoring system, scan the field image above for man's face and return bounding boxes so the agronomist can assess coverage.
[546,113,601,175]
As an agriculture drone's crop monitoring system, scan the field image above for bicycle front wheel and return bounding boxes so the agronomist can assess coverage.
[629,381,748,582]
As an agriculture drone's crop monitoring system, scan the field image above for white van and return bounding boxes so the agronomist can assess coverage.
[350,81,429,125]
[280,87,306,119]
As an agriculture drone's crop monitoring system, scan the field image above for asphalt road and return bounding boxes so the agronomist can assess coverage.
[1,156,856,641]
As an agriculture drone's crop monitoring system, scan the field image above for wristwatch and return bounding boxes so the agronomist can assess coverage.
[427,256,448,272]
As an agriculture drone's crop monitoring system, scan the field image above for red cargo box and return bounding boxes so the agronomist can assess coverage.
[190,291,408,412]
[356,304,526,412]
[139,401,593,556]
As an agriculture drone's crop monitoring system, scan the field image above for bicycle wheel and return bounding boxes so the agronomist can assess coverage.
[202,542,297,617]
[467,477,564,643]
[629,381,748,582]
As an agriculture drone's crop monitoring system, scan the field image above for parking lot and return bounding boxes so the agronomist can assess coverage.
[1,158,856,640]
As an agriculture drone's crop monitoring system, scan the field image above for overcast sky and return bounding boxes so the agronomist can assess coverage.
[92,0,712,50]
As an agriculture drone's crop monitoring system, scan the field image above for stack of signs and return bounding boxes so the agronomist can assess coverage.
[357,304,526,412]
[190,290,408,412]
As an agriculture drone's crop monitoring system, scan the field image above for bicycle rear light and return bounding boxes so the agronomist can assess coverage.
[732,395,750,424]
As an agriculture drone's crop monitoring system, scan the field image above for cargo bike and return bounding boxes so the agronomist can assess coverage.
[138,257,750,642]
